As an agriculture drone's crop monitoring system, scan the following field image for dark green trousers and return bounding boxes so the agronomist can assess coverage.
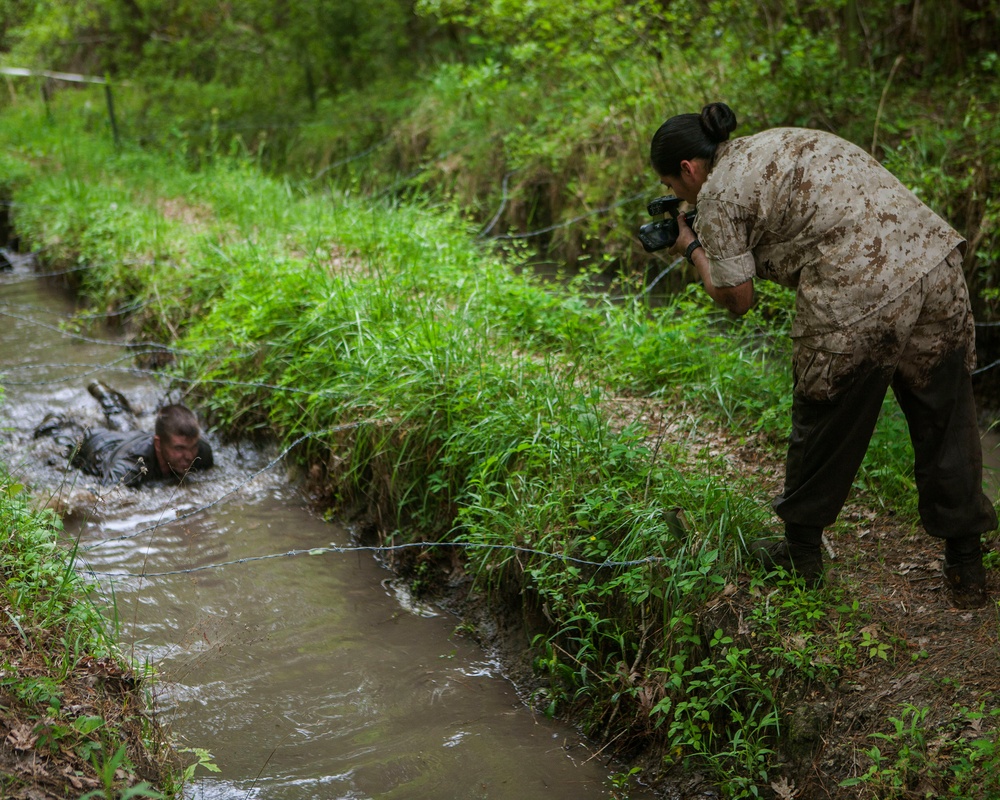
[773,349,997,540]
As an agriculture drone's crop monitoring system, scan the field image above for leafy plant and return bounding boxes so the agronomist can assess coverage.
[840,703,1000,799]
[81,744,164,800]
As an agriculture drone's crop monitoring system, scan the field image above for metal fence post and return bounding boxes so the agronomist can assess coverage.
[40,78,51,119]
[104,75,120,148]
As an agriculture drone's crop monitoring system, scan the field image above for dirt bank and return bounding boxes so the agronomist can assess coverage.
[357,410,1000,799]
[0,627,172,799]
[0,501,178,800]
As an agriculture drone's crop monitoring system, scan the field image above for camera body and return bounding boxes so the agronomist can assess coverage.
[638,195,697,253]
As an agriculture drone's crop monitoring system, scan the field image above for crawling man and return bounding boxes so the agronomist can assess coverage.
[71,403,213,487]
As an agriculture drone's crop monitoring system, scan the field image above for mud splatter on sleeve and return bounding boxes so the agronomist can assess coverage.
[696,129,965,338]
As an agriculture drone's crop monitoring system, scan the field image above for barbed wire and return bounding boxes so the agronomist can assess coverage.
[0,356,174,386]
[477,170,518,239]
[1,247,183,301]
[5,172,1000,381]
[70,419,668,577]
[8,265,1000,394]
[0,297,151,320]
[0,263,94,282]
[9,179,998,343]
[78,540,667,580]
[606,256,686,302]
[0,357,347,399]
[483,192,646,242]
[309,135,393,182]
[0,308,186,353]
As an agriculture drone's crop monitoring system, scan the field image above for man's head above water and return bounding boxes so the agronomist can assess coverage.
[153,404,205,479]
[61,395,214,487]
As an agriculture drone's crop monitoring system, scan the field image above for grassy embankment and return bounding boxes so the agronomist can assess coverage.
[2,93,999,798]
[0,466,183,799]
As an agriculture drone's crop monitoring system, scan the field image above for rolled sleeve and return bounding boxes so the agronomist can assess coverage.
[696,199,759,288]
[709,251,757,288]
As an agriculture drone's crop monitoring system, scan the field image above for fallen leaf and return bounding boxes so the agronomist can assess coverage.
[6,723,38,751]
[61,766,86,790]
[771,776,799,799]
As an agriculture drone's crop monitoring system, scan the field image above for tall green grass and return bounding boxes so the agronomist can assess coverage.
[0,471,175,798]
[0,101,954,796]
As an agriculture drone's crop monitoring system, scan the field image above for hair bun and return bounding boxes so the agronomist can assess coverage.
[700,103,738,143]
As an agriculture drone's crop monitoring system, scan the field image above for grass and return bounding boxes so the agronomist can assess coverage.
[839,702,1000,799]
[0,470,176,798]
[1,95,997,798]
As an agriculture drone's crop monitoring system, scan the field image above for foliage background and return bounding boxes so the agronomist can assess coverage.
[2,0,998,300]
[2,2,1000,798]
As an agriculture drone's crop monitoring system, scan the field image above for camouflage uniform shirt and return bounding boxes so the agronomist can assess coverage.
[694,128,965,339]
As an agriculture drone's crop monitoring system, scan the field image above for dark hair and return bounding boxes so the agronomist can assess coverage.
[155,404,200,440]
[650,102,738,177]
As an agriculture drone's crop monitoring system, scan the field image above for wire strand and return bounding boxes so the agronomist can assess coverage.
[0,308,186,353]
[78,541,666,579]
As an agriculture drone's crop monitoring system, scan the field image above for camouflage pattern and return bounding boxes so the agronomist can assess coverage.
[791,248,974,401]
[694,128,966,340]
[694,128,996,543]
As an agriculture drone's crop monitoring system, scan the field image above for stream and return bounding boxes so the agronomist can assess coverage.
[6,249,999,800]
[0,252,650,799]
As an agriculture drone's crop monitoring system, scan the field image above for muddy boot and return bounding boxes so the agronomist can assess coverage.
[751,524,824,587]
[943,535,988,609]
[87,380,135,431]
[32,414,86,459]
[34,412,69,438]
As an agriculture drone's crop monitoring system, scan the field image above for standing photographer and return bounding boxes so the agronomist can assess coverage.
[650,102,996,608]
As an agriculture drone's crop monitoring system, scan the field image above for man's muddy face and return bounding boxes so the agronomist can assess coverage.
[154,434,200,479]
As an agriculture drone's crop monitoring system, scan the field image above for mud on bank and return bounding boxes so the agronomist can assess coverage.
[2,130,999,798]
[0,482,179,800]
[350,415,1000,800]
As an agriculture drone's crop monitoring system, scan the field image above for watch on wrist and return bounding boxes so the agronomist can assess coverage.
[684,239,703,264]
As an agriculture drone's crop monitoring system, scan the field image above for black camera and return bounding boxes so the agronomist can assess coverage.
[638,195,697,253]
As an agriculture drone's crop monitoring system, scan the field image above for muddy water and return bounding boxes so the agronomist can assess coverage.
[0,255,645,799]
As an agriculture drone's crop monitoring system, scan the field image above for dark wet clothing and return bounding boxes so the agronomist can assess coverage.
[86,381,135,432]
[71,429,213,487]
